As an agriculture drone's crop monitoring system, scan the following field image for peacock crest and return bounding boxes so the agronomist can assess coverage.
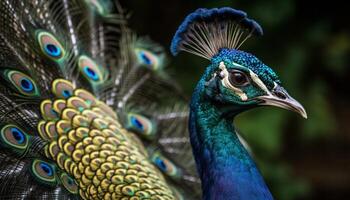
[0,0,307,199]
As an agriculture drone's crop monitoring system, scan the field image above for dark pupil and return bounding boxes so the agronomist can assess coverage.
[63,90,71,97]
[12,130,23,142]
[47,44,58,54]
[67,178,73,185]
[156,158,167,170]
[41,164,51,174]
[86,67,96,76]
[21,79,31,89]
[141,53,152,65]
[230,72,247,85]
[132,117,144,130]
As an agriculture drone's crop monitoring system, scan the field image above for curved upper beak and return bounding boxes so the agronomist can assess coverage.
[257,84,307,119]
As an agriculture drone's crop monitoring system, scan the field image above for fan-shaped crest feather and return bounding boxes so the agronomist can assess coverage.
[170,7,263,59]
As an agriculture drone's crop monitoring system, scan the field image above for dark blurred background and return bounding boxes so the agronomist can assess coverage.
[122,1,349,199]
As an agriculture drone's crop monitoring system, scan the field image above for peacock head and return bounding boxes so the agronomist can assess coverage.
[171,7,307,118]
[203,48,307,118]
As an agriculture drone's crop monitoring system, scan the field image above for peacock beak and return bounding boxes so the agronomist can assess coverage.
[256,84,307,119]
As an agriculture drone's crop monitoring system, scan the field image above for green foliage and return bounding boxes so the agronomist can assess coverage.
[303,81,336,139]
[186,1,343,199]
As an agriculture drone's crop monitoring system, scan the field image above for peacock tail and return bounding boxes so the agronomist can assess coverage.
[0,0,201,199]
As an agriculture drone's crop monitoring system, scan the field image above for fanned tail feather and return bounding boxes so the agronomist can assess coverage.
[0,0,201,199]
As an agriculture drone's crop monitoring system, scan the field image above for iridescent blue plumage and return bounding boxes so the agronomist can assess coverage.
[213,49,281,90]
[0,1,202,199]
[0,1,306,199]
[189,63,274,199]
[171,7,307,200]
[170,7,263,57]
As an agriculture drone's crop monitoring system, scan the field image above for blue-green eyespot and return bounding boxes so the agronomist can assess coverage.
[127,113,156,139]
[31,159,57,184]
[0,125,29,150]
[151,151,181,179]
[135,48,161,70]
[78,55,106,84]
[2,70,40,96]
[37,31,66,61]
[60,173,78,194]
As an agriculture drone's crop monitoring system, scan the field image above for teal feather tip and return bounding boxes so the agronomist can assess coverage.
[170,7,263,59]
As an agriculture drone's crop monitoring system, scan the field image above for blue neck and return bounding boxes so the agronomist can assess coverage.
[189,77,274,200]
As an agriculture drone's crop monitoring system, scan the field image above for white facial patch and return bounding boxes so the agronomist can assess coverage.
[232,61,271,95]
[248,70,271,95]
[219,62,248,101]
[218,61,272,101]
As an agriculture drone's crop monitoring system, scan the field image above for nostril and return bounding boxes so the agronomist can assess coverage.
[273,91,287,99]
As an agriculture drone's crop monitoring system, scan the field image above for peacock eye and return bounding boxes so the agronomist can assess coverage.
[78,55,106,84]
[52,79,74,99]
[60,173,78,194]
[127,113,156,139]
[0,125,29,150]
[134,48,160,70]
[151,152,181,179]
[37,31,65,61]
[31,159,57,184]
[228,70,249,87]
[1,70,40,97]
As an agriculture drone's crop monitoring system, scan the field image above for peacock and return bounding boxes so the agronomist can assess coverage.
[170,7,307,200]
[0,0,307,200]
[0,0,200,199]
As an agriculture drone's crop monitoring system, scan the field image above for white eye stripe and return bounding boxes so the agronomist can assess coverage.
[232,61,244,67]
[219,62,248,101]
[218,62,271,101]
[248,70,271,95]
[232,61,271,95]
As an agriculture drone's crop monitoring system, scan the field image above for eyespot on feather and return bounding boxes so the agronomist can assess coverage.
[2,70,40,97]
[48,141,60,159]
[78,55,106,84]
[127,113,155,139]
[53,99,67,115]
[61,108,80,121]
[67,97,89,112]
[60,173,78,194]
[56,120,72,135]
[74,89,97,106]
[52,79,74,99]
[38,120,50,141]
[151,152,181,179]
[44,121,58,139]
[37,31,66,61]
[0,125,29,150]
[134,48,161,70]
[40,100,59,120]
[31,159,57,184]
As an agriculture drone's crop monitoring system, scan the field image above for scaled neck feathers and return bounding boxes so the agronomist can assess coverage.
[189,75,274,200]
